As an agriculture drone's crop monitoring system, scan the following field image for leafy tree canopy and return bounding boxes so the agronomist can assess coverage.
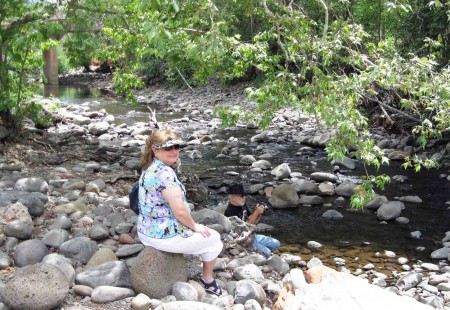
[1,0,449,207]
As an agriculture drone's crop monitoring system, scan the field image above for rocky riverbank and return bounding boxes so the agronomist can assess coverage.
[0,74,449,309]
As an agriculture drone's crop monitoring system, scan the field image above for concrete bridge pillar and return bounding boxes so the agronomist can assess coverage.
[43,47,58,85]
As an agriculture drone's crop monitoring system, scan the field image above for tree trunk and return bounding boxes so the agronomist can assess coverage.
[43,46,59,85]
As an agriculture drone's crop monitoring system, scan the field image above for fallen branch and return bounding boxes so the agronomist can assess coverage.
[147,107,159,129]
[175,67,194,92]
[107,174,138,184]
[362,95,421,123]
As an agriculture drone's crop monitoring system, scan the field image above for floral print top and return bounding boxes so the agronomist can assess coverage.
[137,158,193,239]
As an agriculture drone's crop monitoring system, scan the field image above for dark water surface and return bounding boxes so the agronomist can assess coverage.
[44,85,450,273]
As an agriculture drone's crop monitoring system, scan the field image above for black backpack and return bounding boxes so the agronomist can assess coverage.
[129,182,139,214]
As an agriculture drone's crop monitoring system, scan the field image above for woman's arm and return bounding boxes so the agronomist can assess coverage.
[162,187,211,237]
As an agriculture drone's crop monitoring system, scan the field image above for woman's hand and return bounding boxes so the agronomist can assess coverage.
[194,223,212,238]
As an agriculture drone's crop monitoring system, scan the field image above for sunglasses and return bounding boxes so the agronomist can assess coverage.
[161,145,181,151]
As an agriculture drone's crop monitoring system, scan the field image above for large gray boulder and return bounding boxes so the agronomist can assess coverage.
[269,184,299,209]
[234,279,266,305]
[271,163,291,179]
[277,268,432,310]
[14,177,49,194]
[59,236,98,264]
[13,239,49,267]
[377,201,404,221]
[76,260,132,288]
[0,263,69,310]
[310,172,338,183]
[0,192,46,217]
[131,247,188,299]
[291,179,318,194]
[191,209,232,233]
[335,180,357,197]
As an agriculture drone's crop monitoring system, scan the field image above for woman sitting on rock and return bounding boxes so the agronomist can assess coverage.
[137,128,223,296]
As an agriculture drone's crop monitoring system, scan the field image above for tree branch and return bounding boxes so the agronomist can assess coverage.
[362,94,421,123]
[317,0,329,42]
[4,13,39,31]
[175,67,194,92]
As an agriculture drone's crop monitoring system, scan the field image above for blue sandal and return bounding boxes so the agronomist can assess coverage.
[199,278,223,296]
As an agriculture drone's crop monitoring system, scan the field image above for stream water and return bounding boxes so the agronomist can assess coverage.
[43,85,450,275]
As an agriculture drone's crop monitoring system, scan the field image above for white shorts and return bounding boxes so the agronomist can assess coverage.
[138,230,223,262]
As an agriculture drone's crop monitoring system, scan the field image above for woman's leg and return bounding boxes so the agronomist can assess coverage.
[201,258,217,283]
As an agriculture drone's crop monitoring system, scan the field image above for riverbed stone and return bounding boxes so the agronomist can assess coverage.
[0,252,12,269]
[318,181,335,196]
[14,177,49,194]
[89,224,110,240]
[399,195,423,203]
[88,121,110,136]
[310,172,338,183]
[53,197,89,215]
[154,301,221,310]
[396,272,423,291]
[91,285,135,303]
[240,155,256,165]
[13,239,49,267]
[171,282,198,301]
[85,247,118,268]
[431,246,450,260]
[233,264,264,282]
[59,236,98,264]
[42,253,76,285]
[322,209,343,220]
[0,263,69,310]
[271,163,291,179]
[49,215,73,230]
[42,228,70,248]
[306,241,323,251]
[5,219,32,239]
[86,179,106,194]
[377,201,404,220]
[388,150,409,160]
[116,244,145,258]
[191,208,232,233]
[251,160,271,170]
[265,255,290,275]
[62,179,86,191]
[291,179,318,194]
[76,260,132,288]
[366,195,389,210]
[131,247,188,299]
[335,180,357,197]
[234,279,266,305]
[298,195,323,205]
[0,202,33,233]
[276,268,432,310]
[0,192,41,217]
[331,157,356,170]
[269,184,299,209]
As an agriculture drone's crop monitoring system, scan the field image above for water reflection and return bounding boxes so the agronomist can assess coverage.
[43,84,105,101]
[41,84,184,126]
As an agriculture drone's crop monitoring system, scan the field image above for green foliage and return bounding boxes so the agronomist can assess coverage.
[25,102,56,130]
[0,0,58,130]
[350,174,391,209]
[401,155,440,172]
[112,68,144,101]
[57,44,71,74]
